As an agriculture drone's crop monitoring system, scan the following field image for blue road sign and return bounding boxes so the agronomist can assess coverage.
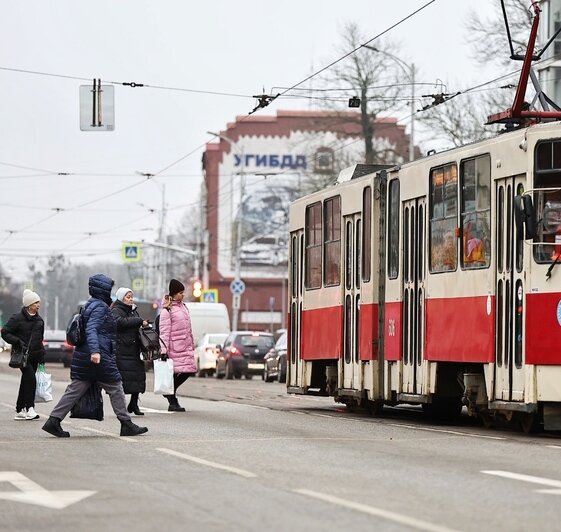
[229,278,245,295]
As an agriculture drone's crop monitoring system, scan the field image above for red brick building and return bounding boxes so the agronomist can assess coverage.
[202,110,412,332]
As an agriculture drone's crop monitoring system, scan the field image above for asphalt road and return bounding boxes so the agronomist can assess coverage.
[1,354,561,532]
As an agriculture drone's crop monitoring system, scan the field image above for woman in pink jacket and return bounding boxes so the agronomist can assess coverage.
[159,279,196,412]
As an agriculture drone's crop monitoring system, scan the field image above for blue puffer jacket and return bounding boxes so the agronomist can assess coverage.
[71,274,121,383]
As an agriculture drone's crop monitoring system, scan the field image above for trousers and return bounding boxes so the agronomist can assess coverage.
[16,359,39,411]
[50,379,131,422]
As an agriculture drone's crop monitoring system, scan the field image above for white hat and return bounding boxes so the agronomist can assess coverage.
[22,289,40,307]
[115,287,133,303]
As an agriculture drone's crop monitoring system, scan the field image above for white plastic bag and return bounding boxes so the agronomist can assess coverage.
[35,364,53,402]
[153,358,174,395]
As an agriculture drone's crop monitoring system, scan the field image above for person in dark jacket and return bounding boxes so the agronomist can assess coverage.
[111,287,148,416]
[42,274,148,438]
[1,289,45,421]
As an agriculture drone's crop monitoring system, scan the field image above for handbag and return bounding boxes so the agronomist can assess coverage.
[35,364,53,402]
[153,358,174,395]
[138,326,164,362]
[9,345,29,369]
[70,382,104,421]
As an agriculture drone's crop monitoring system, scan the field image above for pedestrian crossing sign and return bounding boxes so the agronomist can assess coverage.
[122,242,141,263]
[201,289,218,303]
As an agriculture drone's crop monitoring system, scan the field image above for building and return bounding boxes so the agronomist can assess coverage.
[201,110,413,331]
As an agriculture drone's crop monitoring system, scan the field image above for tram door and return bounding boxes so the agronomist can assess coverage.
[341,214,362,390]
[402,198,426,394]
[288,231,304,388]
[495,177,525,401]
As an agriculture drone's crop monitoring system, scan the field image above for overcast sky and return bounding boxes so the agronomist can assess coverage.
[0,0,500,281]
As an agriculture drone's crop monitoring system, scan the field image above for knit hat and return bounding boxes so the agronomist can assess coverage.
[115,287,133,303]
[169,278,185,297]
[22,289,40,307]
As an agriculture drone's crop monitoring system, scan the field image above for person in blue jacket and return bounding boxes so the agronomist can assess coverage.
[42,274,148,438]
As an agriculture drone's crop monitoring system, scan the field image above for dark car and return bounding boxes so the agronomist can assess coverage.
[43,329,74,367]
[215,331,275,380]
[263,331,287,383]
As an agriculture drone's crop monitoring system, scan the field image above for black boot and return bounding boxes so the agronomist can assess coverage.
[120,419,148,437]
[167,396,185,412]
[127,394,144,416]
[42,416,70,438]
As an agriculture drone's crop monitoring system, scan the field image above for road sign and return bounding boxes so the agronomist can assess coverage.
[122,242,141,263]
[201,289,219,303]
[230,278,245,295]
[131,278,144,292]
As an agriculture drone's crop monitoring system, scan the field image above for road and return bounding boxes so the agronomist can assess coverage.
[0,355,561,531]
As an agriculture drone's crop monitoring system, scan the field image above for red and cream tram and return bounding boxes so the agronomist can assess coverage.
[287,122,561,432]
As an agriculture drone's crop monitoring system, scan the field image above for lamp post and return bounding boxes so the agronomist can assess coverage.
[206,131,245,330]
[364,45,415,162]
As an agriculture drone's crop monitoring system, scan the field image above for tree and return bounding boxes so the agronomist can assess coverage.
[317,22,411,165]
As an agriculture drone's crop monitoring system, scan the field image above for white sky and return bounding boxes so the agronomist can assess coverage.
[0,0,499,281]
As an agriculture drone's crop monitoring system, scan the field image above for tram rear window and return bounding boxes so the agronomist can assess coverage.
[305,203,322,289]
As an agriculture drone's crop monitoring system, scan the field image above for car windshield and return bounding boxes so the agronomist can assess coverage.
[208,334,228,344]
[239,335,274,348]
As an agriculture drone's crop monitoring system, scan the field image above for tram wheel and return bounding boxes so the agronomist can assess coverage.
[518,412,542,434]
[366,400,384,416]
[423,397,462,422]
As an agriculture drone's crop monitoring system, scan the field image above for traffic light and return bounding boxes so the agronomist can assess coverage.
[192,279,203,299]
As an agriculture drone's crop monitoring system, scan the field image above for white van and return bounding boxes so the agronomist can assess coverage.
[185,302,231,345]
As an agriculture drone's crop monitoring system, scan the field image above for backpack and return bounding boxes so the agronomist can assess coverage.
[138,326,162,361]
[66,307,85,347]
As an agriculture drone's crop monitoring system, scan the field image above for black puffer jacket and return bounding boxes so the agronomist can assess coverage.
[1,308,45,364]
[111,299,146,394]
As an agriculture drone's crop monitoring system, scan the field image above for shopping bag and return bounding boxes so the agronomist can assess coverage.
[35,364,53,402]
[153,358,174,395]
[70,382,104,421]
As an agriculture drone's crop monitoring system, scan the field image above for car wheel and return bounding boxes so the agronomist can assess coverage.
[245,374,253,380]
[215,363,225,379]
[225,361,234,380]
[278,362,286,383]
[264,365,274,383]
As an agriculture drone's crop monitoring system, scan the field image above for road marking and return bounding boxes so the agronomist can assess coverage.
[482,470,561,494]
[157,447,257,478]
[76,426,141,442]
[0,471,95,509]
[294,488,458,532]
[547,445,561,450]
[137,407,174,414]
[388,423,506,440]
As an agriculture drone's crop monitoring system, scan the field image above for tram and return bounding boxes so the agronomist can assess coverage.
[287,122,561,432]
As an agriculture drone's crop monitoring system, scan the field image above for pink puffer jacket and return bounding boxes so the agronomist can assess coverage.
[159,301,196,374]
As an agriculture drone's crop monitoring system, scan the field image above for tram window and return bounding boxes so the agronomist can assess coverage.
[305,203,322,289]
[430,163,458,272]
[516,183,524,272]
[460,155,491,269]
[388,179,400,279]
[324,196,341,286]
[533,139,561,263]
[362,187,372,282]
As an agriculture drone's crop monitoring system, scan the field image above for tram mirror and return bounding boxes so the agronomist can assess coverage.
[523,195,537,240]
[513,196,525,240]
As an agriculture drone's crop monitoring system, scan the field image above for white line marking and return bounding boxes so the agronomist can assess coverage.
[76,426,140,442]
[547,445,561,450]
[136,407,174,414]
[157,447,257,478]
[389,423,506,440]
[482,470,561,489]
[294,488,458,532]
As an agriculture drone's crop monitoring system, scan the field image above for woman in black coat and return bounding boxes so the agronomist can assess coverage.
[1,289,45,421]
[111,287,148,415]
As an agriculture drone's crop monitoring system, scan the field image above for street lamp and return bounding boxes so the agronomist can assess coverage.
[206,131,245,330]
[364,45,416,162]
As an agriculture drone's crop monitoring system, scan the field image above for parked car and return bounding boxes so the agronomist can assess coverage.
[263,331,287,383]
[43,329,74,367]
[194,333,228,377]
[215,331,275,380]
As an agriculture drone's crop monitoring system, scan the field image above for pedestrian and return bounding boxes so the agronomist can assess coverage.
[111,287,148,416]
[159,278,196,412]
[1,289,45,420]
[42,274,148,438]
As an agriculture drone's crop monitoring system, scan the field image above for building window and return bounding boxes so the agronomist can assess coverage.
[362,186,372,282]
[314,147,334,174]
[324,196,341,286]
[388,179,400,279]
[305,202,322,289]
[461,155,491,269]
[430,163,458,272]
